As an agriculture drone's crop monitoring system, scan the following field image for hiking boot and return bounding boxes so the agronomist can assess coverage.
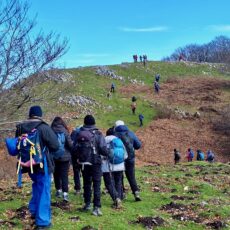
[63,193,69,202]
[92,207,102,216]
[113,198,122,209]
[55,190,62,198]
[75,190,81,195]
[134,191,142,202]
[81,203,91,212]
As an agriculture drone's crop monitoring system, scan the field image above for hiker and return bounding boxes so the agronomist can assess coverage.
[114,120,142,201]
[107,91,112,100]
[70,125,83,195]
[72,115,108,216]
[196,149,205,161]
[15,105,59,229]
[102,127,128,208]
[138,114,144,127]
[131,101,137,114]
[187,148,194,162]
[206,150,215,163]
[154,80,160,93]
[174,149,181,164]
[139,55,142,62]
[51,117,73,202]
[155,74,160,82]
[110,82,115,93]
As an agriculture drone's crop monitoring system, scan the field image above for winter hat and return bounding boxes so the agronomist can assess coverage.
[29,105,43,118]
[115,120,125,127]
[84,115,96,125]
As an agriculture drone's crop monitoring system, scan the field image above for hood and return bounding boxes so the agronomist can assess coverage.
[82,125,98,131]
[52,124,68,133]
[114,125,129,133]
[16,119,44,133]
[105,135,117,144]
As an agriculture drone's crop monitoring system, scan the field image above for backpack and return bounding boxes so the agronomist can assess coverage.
[189,150,194,159]
[75,130,97,164]
[200,152,205,161]
[115,132,134,160]
[108,137,125,164]
[207,153,214,161]
[17,128,43,174]
[175,151,181,161]
[51,132,65,159]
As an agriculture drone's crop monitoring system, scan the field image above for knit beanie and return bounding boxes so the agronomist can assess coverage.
[29,105,43,118]
[115,120,125,127]
[84,115,96,125]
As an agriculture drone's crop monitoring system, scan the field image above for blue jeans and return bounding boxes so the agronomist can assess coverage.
[28,157,51,227]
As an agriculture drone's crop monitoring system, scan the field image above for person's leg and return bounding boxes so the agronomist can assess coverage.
[60,161,70,193]
[82,165,92,206]
[92,165,102,215]
[72,158,81,192]
[113,171,123,200]
[103,172,117,201]
[53,161,61,191]
[28,173,38,217]
[125,160,139,194]
[33,172,51,227]
[92,165,102,208]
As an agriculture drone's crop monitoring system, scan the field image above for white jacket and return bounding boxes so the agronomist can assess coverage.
[101,135,128,173]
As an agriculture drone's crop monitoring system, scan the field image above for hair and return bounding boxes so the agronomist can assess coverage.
[106,127,115,136]
[51,116,69,133]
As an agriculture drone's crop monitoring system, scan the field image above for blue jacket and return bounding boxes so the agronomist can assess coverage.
[114,125,141,160]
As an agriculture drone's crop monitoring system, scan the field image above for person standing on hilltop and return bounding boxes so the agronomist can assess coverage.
[114,120,142,201]
[15,105,59,229]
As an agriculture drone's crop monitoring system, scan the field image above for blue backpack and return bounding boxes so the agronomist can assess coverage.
[200,152,205,160]
[51,132,65,159]
[108,137,125,164]
[17,129,44,174]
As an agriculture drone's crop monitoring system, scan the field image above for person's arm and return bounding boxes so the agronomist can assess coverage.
[129,131,141,150]
[96,132,108,156]
[40,124,59,152]
[65,132,73,151]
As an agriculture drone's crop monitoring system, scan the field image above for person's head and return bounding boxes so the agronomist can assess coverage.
[84,115,96,126]
[106,127,115,136]
[29,105,43,118]
[188,148,191,152]
[174,148,177,153]
[115,120,125,128]
[51,116,69,132]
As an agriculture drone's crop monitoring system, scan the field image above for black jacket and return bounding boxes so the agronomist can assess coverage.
[51,124,73,162]
[16,118,59,174]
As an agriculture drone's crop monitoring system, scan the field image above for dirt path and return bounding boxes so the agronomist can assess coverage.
[121,77,230,165]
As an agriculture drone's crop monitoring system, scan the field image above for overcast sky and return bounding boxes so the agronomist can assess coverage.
[28,0,230,67]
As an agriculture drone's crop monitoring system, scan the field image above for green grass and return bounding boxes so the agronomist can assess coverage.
[0,162,229,229]
[10,60,228,130]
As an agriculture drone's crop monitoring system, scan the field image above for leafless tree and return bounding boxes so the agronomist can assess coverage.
[0,0,68,118]
[163,36,230,63]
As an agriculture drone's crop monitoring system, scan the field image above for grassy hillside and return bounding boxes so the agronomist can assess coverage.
[0,162,229,229]
[9,61,228,132]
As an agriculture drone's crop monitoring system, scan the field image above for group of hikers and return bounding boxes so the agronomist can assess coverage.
[133,54,148,66]
[174,148,215,164]
[6,105,141,229]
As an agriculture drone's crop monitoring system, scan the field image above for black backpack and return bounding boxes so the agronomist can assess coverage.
[74,130,97,164]
[115,132,134,160]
